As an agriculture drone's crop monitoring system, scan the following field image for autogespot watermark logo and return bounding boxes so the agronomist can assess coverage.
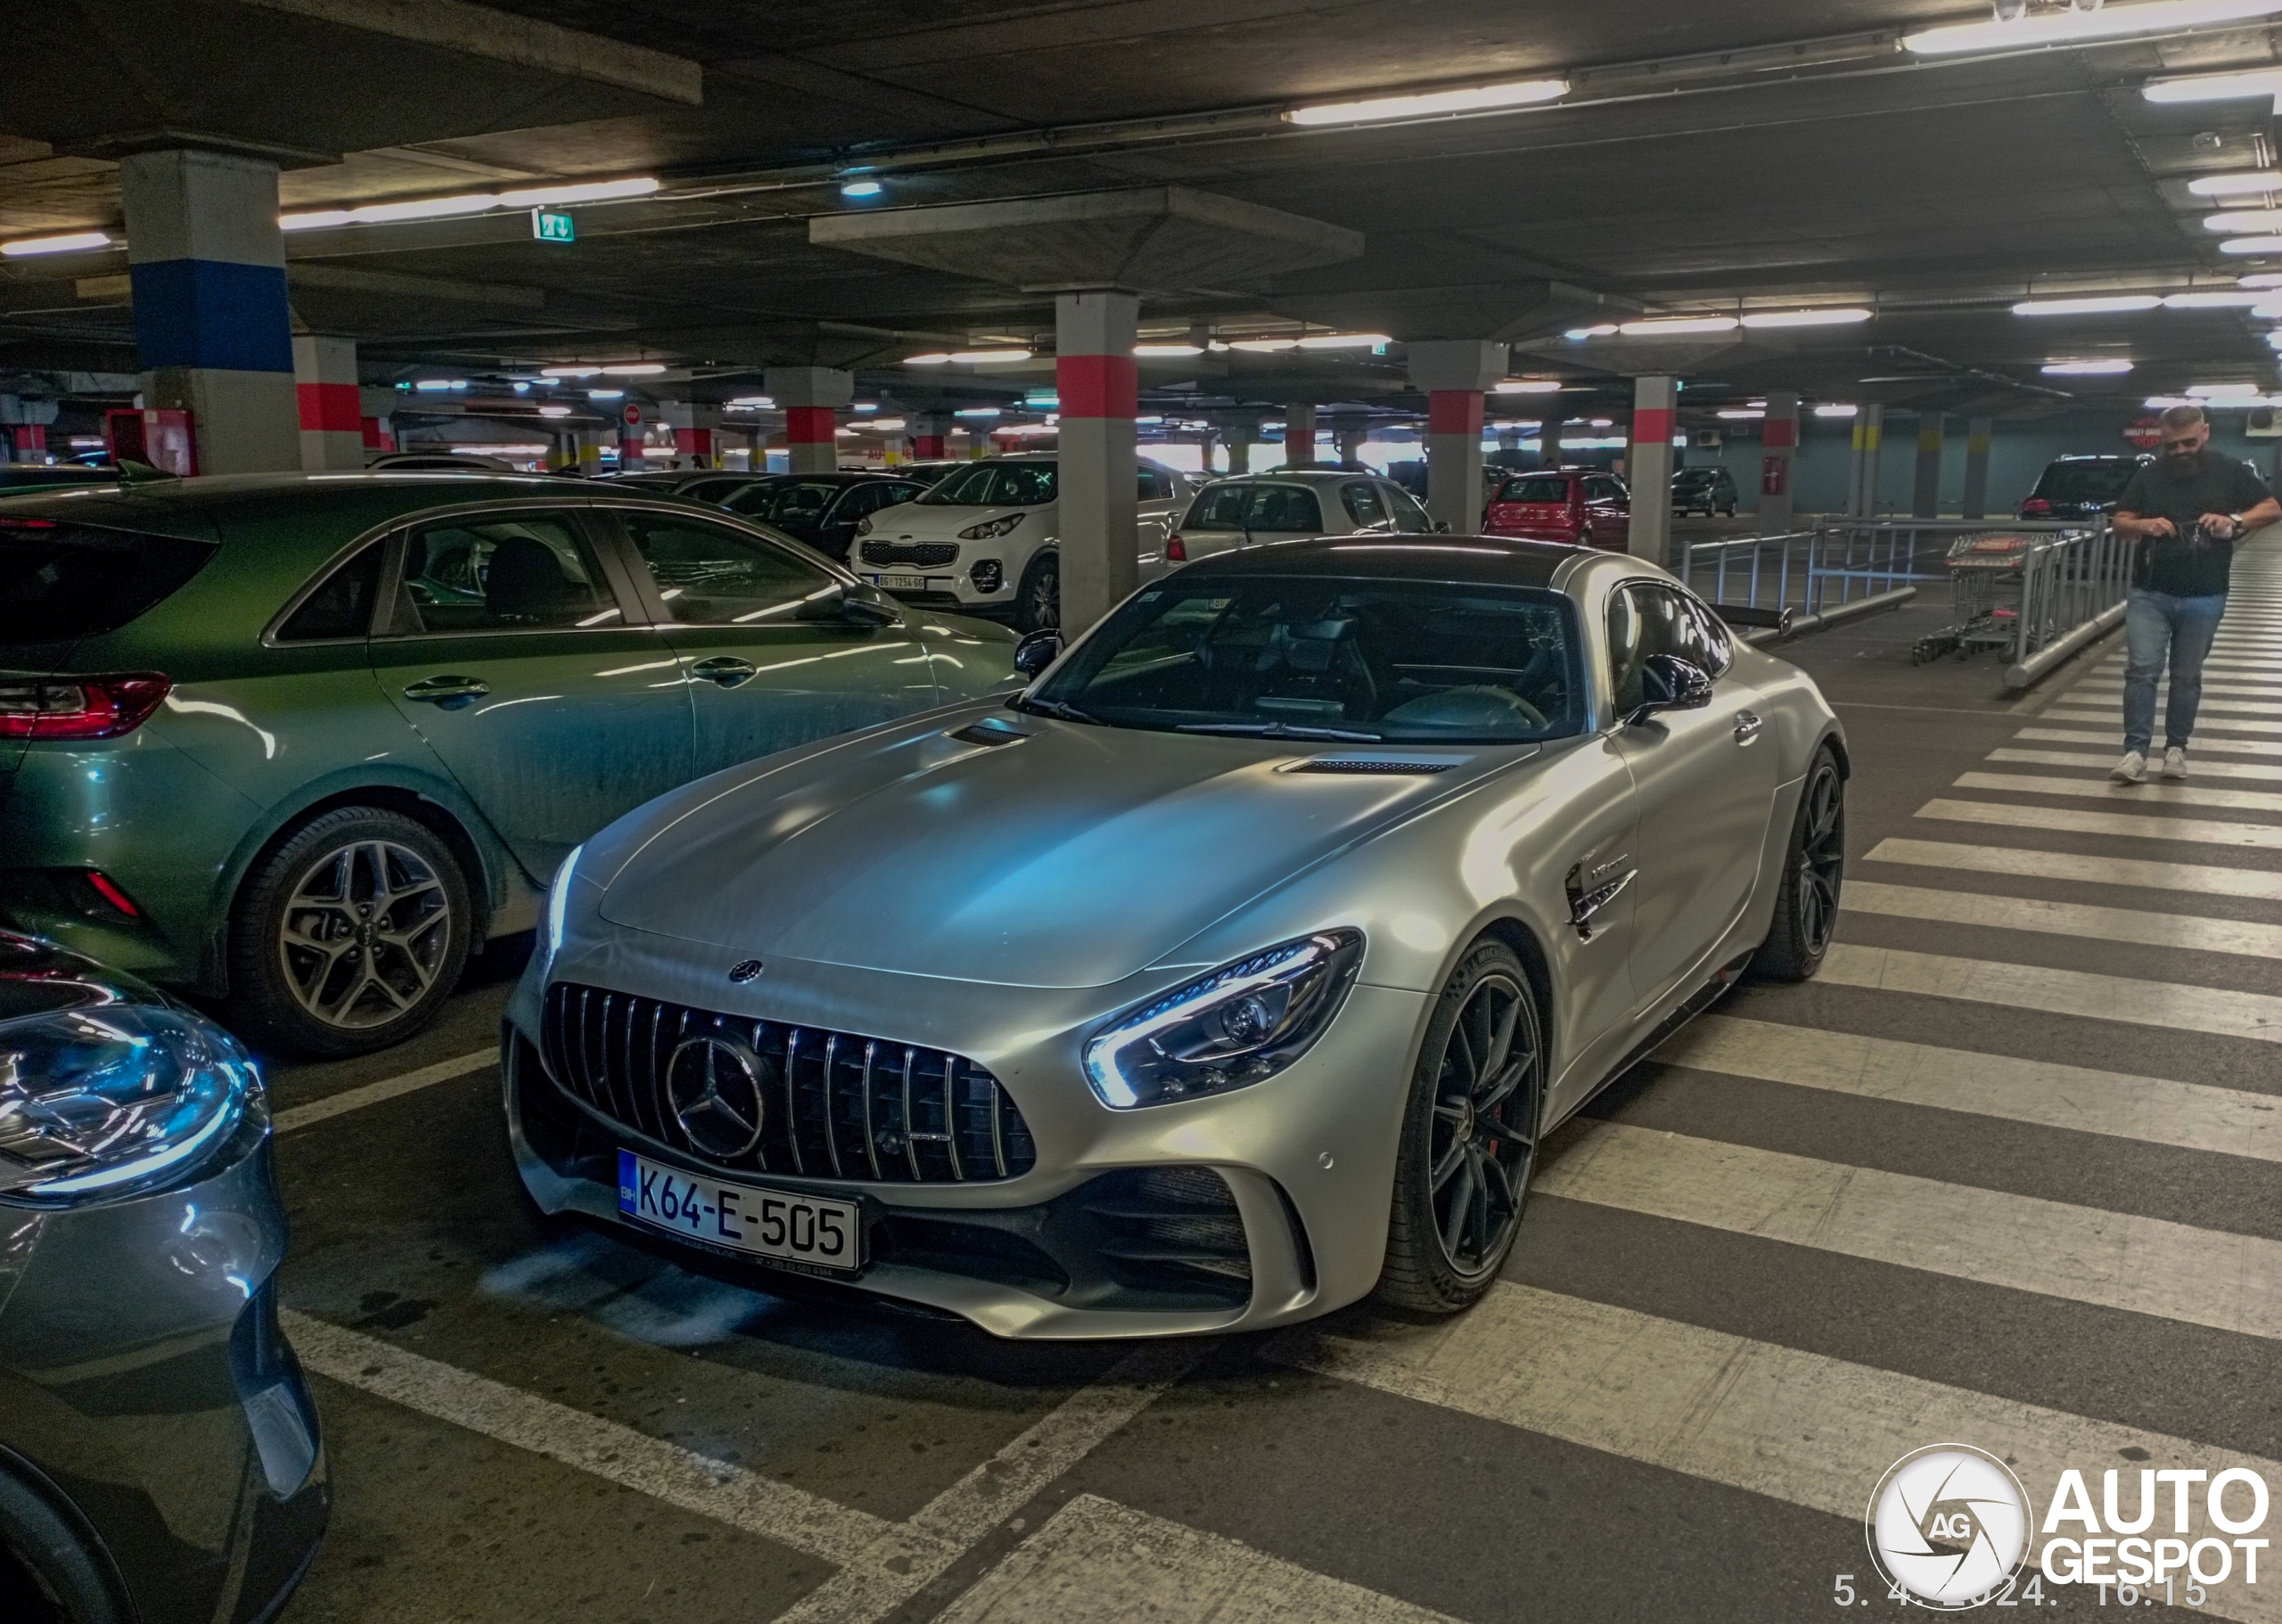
[1842,1448,2274,1611]
[1866,1445,2032,1609]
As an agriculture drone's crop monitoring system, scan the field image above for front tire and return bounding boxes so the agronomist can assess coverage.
[1014,551,1060,634]
[229,806,472,1056]
[1376,939,1545,1315]
[1753,747,1845,981]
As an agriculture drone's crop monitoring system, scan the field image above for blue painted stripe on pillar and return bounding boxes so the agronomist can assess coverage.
[130,258,294,373]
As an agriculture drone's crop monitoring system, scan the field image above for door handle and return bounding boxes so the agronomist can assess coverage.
[402,676,490,707]
[1734,710,1764,745]
[689,655,758,688]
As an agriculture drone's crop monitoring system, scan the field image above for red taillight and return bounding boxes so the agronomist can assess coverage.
[0,672,172,741]
[0,517,57,529]
[84,871,141,917]
[1166,535,1187,562]
[2022,497,2052,515]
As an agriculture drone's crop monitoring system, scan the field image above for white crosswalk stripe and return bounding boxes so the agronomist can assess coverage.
[1954,769,2282,814]
[2015,726,2282,759]
[2045,709,2282,734]
[1865,835,2282,899]
[1988,746,2282,783]
[1843,877,2282,957]
[1917,794,2282,848]
[1818,940,2282,1041]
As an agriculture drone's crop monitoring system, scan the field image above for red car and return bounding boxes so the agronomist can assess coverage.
[1481,469,1632,550]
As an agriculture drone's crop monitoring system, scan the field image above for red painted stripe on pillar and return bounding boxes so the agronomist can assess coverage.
[1762,418,1797,449]
[674,428,714,456]
[1427,390,1483,436]
[1633,407,1676,443]
[1057,353,1138,419]
[912,435,945,458]
[297,381,361,432]
[13,426,46,453]
[785,406,836,444]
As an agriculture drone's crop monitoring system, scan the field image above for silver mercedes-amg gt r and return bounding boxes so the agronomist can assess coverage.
[502,535,1847,1338]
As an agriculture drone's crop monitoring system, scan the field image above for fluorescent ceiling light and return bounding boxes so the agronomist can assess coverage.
[1135,343,1204,357]
[2191,171,2282,196]
[601,363,665,376]
[852,402,878,413]
[2042,359,2135,374]
[2205,209,2282,232]
[2221,236,2282,254]
[540,365,600,378]
[1618,316,1739,335]
[2011,294,2163,315]
[1563,324,1621,340]
[0,231,112,257]
[1909,0,2282,56]
[866,417,907,430]
[1738,308,1874,329]
[904,353,952,365]
[953,407,1001,418]
[2163,289,2269,307]
[2146,394,2199,406]
[1493,379,1563,393]
[839,180,884,199]
[587,389,624,399]
[911,349,1034,365]
[452,442,550,455]
[2238,272,2282,287]
[1229,339,1299,352]
[1717,409,1766,420]
[1285,77,1568,127]
[413,379,466,390]
[2189,381,2261,395]
[281,176,658,232]
[1814,404,1860,417]
[1294,332,1391,349]
[2144,66,2282,111]
[537,405,572,417]
[725,396,774,408]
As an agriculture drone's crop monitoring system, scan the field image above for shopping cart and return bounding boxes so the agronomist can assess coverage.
[1911,531,2035,664]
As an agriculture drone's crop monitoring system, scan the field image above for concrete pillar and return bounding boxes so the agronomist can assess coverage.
[1847,404,1885,519]
[767,366,854,475]
[1282,401,1317,467]
[1541,414,1568,470]
[1335,423,1367,465]
[1408,340,1504,532]
[1962,417,1994,521]
[121,150,300,474]
[910,412,950,460]
[291,333,362,471]
[1912,413,1945,519]
[665,402,720,468]
[1218,416,1260,475]
[1627,375,1679,568]
[12,425,47,463]
[1760,390,1800,536]
[1055,289,1141,634]
[575,431,605,476]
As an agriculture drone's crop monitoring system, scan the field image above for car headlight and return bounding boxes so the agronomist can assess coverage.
[0,1005,261,1202]
[543,843,584,964]
[857,516,875,536]
[957,513,1026,541]
[1082,930,1363,1110]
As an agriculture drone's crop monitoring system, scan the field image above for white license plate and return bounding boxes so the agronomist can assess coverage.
[618,1151,863,1272]
[873,572,926,592]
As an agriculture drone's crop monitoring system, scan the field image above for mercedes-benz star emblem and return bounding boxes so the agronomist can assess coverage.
[728,958,765,983]
[664,1034,769,1159]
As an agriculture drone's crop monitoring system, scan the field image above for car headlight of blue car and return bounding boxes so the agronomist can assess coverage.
[1082,930,1363,1110]
[0,1003,262,1201]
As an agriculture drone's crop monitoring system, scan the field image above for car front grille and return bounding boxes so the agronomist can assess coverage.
[540,982,1036,1185]
[861,540,959,567]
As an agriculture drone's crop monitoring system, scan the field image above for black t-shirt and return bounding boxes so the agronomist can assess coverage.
[2115,452,2271,597]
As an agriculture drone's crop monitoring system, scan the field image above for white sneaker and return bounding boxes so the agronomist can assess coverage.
[2112,750,2147,784]
[2163,747,2188,780]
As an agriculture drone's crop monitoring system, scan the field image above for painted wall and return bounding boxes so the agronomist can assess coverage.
[1687,409,2282,516]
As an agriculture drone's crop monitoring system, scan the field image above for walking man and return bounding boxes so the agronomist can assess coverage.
[2107,405,2279,783]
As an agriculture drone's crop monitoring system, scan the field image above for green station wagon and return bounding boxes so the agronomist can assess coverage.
[0,473,1020,1054]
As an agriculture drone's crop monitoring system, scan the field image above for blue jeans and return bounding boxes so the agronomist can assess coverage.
[2122,586,2228,754]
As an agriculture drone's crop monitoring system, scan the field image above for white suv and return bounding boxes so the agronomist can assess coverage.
[850,455,1189,631]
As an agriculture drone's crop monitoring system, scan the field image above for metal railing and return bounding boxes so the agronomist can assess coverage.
[1999,522,2133,688]
[1682,522,1933,631]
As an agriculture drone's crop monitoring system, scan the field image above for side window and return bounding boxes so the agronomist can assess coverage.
[1340,481,1389,529]
[1246,485,1324,532]
[389,515,621,635]
[837,484,899,521]
[621,513,836,626]
[277,541,383,641]
[1384,483,1434,532]
[1679,591,1734,677]
[1184,485,1253,532]
[681,478,743,505]
[1607,584,1702,716]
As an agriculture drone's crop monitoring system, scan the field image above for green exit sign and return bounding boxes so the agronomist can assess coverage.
[531,209,575,243]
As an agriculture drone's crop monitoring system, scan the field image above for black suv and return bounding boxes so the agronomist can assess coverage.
[1673,465,1740,516]
[2020,455,2147,520]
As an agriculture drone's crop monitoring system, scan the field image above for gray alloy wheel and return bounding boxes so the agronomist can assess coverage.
[1377,939,1545,1314]
[231,806,472,1056]
[1015,551,1060,633]
[1753,747,1845,981]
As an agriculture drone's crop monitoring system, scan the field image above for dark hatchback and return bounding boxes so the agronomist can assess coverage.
[604,472,928,561]
[0,933,324,1622]
[2019,455,2147,519]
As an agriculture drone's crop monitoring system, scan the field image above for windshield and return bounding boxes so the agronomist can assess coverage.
[918,461,1056,507]
[1493,475,1572,504]
[2034,462,2138,504]
[1182,484,1326,533]
[1029,572,1585,744]
[726,480,843,524]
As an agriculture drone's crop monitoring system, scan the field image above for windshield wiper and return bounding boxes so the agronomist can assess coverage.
[1011,695,1104,725]
[1176,721,1384,742]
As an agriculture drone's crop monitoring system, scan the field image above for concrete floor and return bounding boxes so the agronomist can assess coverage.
[259,542,2282,1623]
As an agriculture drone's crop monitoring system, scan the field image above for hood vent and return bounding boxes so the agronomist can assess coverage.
[1284,756,1457,775]
[948,718,1032,748]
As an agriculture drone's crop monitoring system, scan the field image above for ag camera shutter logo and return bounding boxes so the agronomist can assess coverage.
[1867,1444,2032,1608]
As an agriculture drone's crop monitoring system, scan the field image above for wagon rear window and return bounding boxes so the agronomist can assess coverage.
[0,521,218,646]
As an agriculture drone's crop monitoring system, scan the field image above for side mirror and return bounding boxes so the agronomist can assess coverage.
[1013,628,1064,679]
[1623,653,1714,726]
[1432,520,1453,534]
[807,583,901,627]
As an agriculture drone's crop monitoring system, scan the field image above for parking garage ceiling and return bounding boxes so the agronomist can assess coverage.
[9,0,2282,418]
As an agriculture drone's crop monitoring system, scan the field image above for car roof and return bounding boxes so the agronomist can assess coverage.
[1191,470,1380,488]
[747,471,915,484]
[1175,532,1578,589]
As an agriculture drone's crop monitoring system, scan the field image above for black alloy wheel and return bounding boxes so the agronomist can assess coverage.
[1378,939,1545,1314]
[1015,551,1060,633]
[1753,747,1845,981]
